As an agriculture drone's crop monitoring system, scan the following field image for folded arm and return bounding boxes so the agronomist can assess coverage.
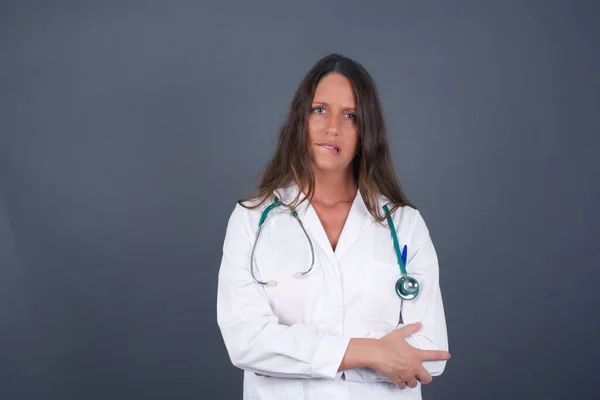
[217,204,353,379]
[343,210,449,383]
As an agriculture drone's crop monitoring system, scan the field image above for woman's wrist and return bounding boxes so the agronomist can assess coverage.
[338,338,382,372]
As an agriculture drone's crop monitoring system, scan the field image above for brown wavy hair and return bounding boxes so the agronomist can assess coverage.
[238,53,416,222]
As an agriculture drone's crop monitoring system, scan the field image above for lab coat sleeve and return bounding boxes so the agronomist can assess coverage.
[343,209,449,383]
[216,203,352,379]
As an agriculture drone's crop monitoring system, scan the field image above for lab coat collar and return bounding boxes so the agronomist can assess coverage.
[273,182,390,263]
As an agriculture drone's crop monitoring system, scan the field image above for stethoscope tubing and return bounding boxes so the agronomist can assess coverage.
[250,195,419,300]
[250,196,315,286]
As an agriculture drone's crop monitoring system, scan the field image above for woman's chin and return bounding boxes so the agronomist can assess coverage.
[312,160,348,174]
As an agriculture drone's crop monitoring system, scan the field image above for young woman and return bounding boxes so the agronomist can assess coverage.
[216,53,450,399]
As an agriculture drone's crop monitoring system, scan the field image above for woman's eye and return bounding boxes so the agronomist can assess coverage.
[313,107,325,114]
[345,113,357,120]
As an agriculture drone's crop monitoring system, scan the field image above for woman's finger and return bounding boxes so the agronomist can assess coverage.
[396,380,407,389]
[415,366,433,384]
[419,349,451,361]
[406,376,418,388]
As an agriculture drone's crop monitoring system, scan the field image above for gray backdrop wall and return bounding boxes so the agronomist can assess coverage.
[1,1,598,399]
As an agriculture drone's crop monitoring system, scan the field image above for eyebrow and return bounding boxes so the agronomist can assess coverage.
[312,101,356,111]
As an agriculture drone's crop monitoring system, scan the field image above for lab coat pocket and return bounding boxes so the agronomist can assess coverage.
[361,261,403,326]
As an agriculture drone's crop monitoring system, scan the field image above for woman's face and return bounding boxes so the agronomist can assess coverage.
[306,73,359,175]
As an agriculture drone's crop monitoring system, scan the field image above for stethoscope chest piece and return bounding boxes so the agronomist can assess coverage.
[395,275,419,300]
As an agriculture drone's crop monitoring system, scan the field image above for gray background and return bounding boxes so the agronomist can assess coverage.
[1,1,599,399]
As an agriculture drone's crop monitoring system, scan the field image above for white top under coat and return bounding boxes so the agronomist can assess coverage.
[216,182,449,400]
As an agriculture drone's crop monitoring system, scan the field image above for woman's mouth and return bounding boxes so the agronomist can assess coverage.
[316,143,341,155]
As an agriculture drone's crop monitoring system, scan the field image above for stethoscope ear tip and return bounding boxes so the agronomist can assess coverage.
[293,272,304,279]
[266,280,278,287]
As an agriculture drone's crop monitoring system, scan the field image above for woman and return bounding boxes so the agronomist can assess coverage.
[216,53,450,399]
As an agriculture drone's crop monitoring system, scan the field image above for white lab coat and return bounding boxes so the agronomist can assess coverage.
[216,183,448,400]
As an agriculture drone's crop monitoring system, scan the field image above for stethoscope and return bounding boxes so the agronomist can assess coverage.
[250,195,420,300]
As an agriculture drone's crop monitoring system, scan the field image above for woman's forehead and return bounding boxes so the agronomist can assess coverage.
[313,73,356,107]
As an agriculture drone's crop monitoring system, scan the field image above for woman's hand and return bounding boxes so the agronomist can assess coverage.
[255,322,450,385]
[371,322,451,389]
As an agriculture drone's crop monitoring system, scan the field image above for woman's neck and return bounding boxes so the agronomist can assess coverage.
[304,170,357,206]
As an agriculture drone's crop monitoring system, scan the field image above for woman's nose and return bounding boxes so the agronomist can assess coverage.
[326,113,341,135]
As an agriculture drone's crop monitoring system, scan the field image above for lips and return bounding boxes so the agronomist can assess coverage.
[316,142,341,155]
